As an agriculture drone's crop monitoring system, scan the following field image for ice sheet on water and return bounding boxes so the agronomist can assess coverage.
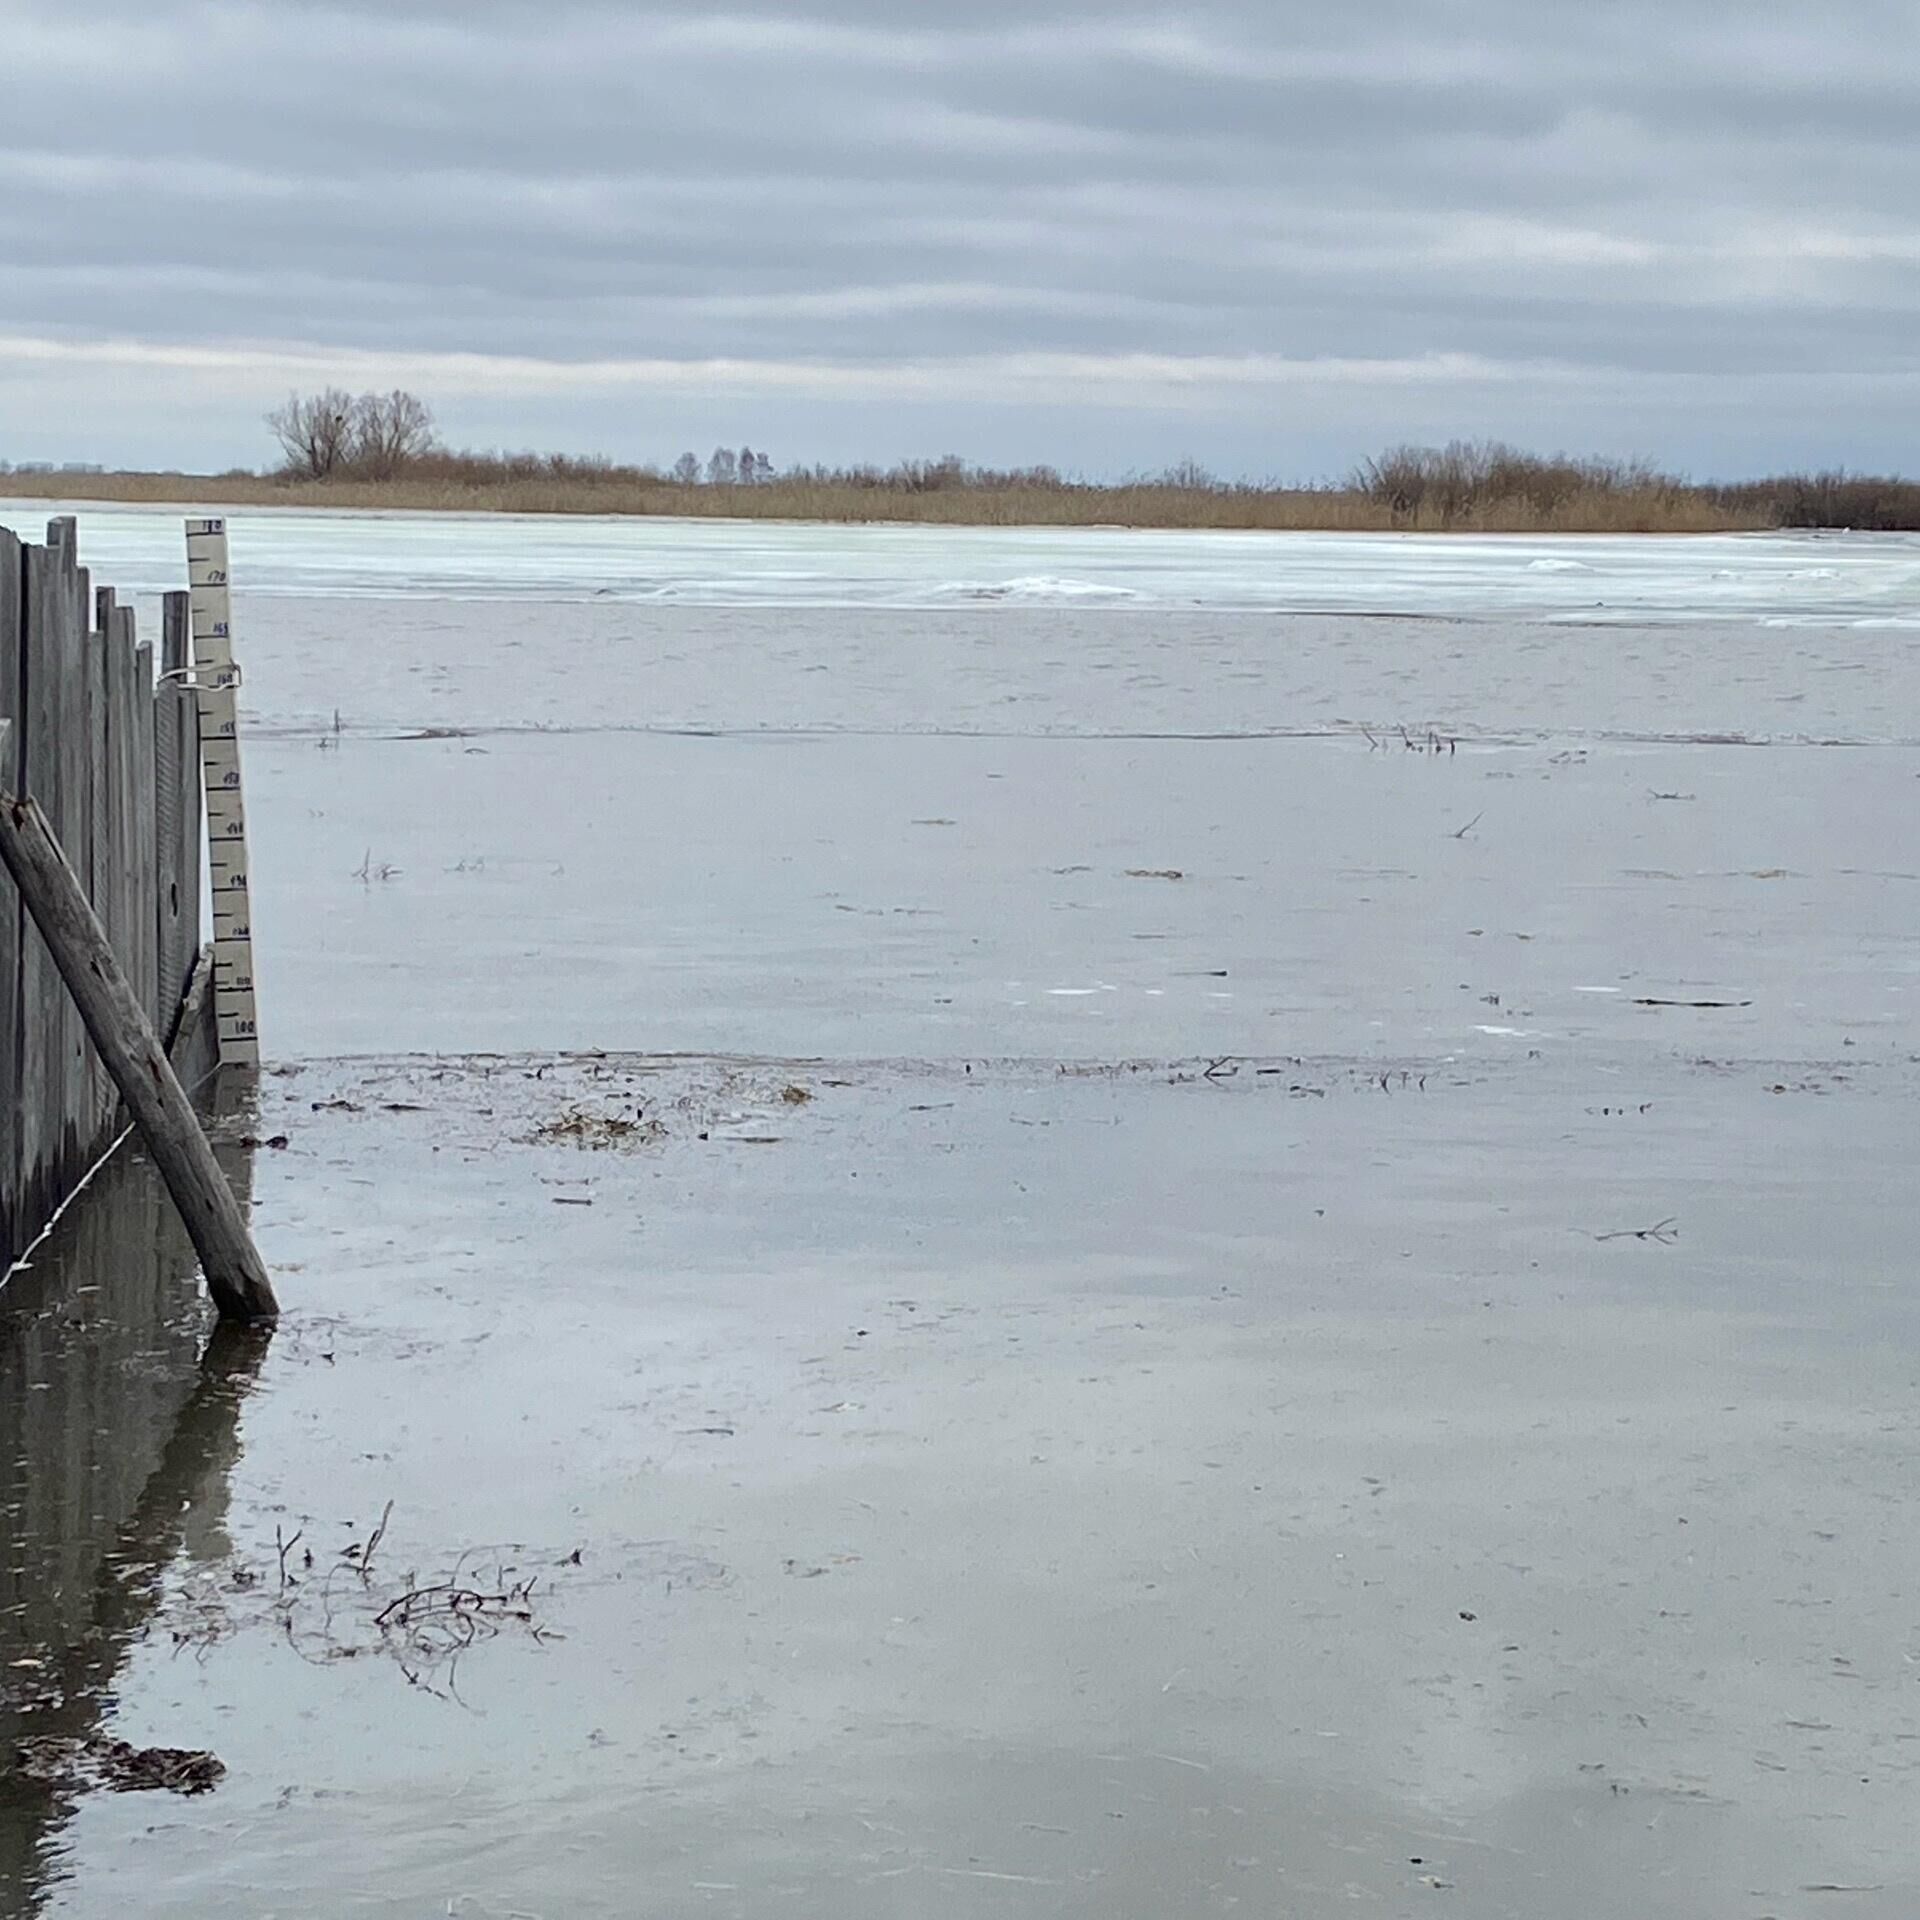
[5,499,1919,627]
[929,576,1144,602]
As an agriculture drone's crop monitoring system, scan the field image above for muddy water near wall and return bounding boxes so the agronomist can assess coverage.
[20,1053,1920,1919]
[0,1128,260,1918]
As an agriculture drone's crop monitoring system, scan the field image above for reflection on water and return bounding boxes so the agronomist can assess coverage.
[0,1099,259,1918]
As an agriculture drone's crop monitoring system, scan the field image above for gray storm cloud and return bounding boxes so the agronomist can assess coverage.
[2,1,1917,472]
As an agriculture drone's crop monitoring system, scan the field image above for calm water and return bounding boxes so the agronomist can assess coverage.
[2,504,1917,1918]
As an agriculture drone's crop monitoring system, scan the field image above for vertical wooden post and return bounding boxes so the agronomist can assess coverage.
[129,629,159,1034]
[156,593,202,1031]
[161,592,191,679]
[85,585,115,1134]
[0,527,22,1257]
[20,534,84,1228]
[0,756,276,1322]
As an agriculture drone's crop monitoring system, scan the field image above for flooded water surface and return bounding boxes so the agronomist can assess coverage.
[2,507,1918,1917]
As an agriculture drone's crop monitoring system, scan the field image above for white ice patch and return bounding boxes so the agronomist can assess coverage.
[932,576,1145,603]
[10,502,1917,626]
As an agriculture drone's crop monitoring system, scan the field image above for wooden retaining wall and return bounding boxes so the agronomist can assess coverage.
[0,516,205,1264]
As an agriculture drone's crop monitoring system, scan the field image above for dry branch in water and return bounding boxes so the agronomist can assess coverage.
[1594,1218,1680,1244]
[158,1507,562,1700]
[374,1575,545,1656]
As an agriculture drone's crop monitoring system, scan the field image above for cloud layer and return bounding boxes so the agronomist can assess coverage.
[4,2,1919,474]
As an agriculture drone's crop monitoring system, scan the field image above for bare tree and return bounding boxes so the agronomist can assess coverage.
[265,389,356,479]
[349,390,437,477]
[753,451,774,483]
[1160,457,1217,491]
[671,451,701,486]
[707,445,738,485]
[737,445,757,485]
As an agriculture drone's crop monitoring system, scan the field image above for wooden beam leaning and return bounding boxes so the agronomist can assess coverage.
[0,734,277,1323]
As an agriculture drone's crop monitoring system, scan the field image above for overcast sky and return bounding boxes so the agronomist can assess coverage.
[4,1,1919,478]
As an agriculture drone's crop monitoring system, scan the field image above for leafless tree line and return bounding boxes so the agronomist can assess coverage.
[672,446,775,485]
[250,395,1920,528]
[265,389,438,480]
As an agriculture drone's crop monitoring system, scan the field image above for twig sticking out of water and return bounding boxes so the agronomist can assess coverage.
[341,1498,395,1580]
[1594,1218,1679,1244]
[1450,811,1484,840]
[361,1499,393,1578]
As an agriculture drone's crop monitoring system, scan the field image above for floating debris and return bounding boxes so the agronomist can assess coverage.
[534,1107,666,1150]
[17,1735,225,1797]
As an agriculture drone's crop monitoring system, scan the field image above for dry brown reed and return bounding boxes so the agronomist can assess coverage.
[9,439,1915,532]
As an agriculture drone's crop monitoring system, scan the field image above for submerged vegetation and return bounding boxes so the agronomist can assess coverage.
[6,395,1918,533]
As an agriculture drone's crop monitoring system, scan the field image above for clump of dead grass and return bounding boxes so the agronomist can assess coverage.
[533,1105,666,1150]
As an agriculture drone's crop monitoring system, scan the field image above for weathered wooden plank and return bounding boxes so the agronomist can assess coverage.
[131,635,159,1034]
[179,685,203,1023]
[161,591,191,679]
[19,539,74,1234]
[0,771,277,1322]
[84,592,114,1135]
[169,946,220,1092]
[157,591,200,1028]
[0,526,23,1257]
[113,614,143,1031]
[155,685,203,1029]
[89,589,114,911]
[93,599,123,1144]
[52,538,92,1193]
[154,684,185,1030]
[102,611,132,1004]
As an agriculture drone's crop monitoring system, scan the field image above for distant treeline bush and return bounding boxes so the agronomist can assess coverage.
[1350,441,1920,532]
[1702,471,1920,532]
[9,398,1915,532]
[1351,442,1691,525]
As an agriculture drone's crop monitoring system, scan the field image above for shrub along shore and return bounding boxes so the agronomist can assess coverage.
[7,440,1918,534]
